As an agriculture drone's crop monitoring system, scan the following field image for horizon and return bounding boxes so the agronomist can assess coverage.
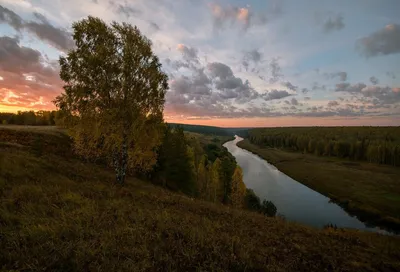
[0,0,399,126]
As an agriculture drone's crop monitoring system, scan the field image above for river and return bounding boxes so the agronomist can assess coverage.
[224,136,390,234]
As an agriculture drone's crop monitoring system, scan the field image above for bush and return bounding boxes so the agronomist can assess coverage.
[261,200,277,217]
[244,189,261,212]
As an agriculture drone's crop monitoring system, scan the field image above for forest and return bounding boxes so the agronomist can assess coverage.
[247,127,400,166]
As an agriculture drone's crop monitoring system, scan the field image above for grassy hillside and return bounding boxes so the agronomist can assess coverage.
[237,139,400,232]
[1,126,400,271]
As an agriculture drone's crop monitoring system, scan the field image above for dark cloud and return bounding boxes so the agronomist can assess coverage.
[291,98,299,105]
[302,88,310,94]
[149,21,160,31]
[110,0,141,18]
[262,89,291,101]
[327,101,340,107]
[208,62,234,80]
[357,24,400,57]
[335,82,366,93]
[0,5,23,30]
[0,36,62,109]
[242,49,263,71]
[324,71,347,81]
[369,76,379,85]
[177,44,199,64]
[304,97,311,100]
[282,81,298,91]
[0,36,57,77]
[0,5,74,52]
[335,82,400,106]
[269,57,283,84]
[24,15,74,52]
[312,82,326,91]
[322,15,345,33]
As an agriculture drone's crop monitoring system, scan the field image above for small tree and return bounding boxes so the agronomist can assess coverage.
[55,17,168,184]
[261,200,277,217]
[230,166,246,208]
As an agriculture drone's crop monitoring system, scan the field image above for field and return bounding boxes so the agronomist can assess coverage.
[1,126,400,271]
[237,139,400,231]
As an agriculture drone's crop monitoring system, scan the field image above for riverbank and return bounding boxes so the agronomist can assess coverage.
[1,127,400,271]
[237,139,400,232]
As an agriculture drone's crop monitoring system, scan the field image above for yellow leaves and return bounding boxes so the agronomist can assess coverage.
[231,166,246,208]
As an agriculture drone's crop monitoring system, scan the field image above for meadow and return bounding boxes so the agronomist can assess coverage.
[1,126,400,271]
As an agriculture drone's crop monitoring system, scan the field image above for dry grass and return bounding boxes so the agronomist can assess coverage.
[237,139,400,232]
[1,127,400,271]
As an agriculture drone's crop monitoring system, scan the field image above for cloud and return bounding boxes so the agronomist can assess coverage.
[335,82,366,93]
[335,82,400,106]
[369,76,379,85]
[0,5,23,30]
[282,81,298,91]
[208,62,233,80]
[291,98,299,105]
[208,3,279,31]
[177,44,199,64]
[0,5,74,52]
[262,90,291,101]
[110,0,141,18]
[209,4,251,30]
[0,36,61,110]
[24,14,75,52]
[327,100,340,107]
[242,49,263,71]
[357,24,400,57]
[324,71,347,81]
[386,71,396,79]
[269,57,283,84]
[322,15,344,33]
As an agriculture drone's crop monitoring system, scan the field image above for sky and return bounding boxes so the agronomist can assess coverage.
[0,0,399,127]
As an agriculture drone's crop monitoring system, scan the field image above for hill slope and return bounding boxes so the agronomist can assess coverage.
[1,126,399,271]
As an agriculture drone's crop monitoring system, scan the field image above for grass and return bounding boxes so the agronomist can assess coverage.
[237,139,400,232]
[1,127,400,271]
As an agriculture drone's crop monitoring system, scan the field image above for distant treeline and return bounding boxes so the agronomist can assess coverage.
[247,127,400,167]
[0,111,62,126]
[168,123,250,137]
[168,123,232,136]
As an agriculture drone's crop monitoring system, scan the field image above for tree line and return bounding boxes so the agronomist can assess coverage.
[0,111,63,126]
[247,127,400,167]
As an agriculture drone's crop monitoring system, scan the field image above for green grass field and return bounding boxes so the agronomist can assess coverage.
[237,139,400,231]
[1,127,400,271]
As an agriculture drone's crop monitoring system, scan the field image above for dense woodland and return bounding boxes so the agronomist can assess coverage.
[248,127,400,167]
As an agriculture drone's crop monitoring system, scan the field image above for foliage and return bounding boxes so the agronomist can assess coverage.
[2,128,400,271]
[245,189,262,211]
[54,17,168,184]
[261,200,278,217]
[247,127,400,166]
[155,126,196,195]
[230,166,247,208]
